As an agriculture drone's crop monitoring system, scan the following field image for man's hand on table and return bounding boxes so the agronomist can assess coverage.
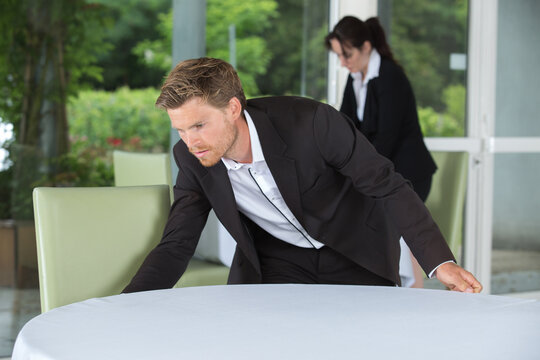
[435,262,483,293]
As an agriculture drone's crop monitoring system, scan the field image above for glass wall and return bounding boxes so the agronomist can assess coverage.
[380,0,468,137]
[207,0,329,101]
[492,154,540,294]
[375,1,470,278]
[491,0,540,294]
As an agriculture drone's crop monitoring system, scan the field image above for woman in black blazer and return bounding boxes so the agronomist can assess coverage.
[326,16,436,287]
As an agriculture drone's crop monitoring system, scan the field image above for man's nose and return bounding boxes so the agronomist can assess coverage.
[182,132,200,148]
[339,56,347,67]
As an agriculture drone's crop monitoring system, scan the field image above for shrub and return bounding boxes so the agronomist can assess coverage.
[6,87,170,193]
[68,87,170,153]
[52,87,171,189]
[418,84,465,137]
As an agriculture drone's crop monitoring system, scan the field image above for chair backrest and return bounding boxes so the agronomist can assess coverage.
[425,151,468,260]
[112,149,233,276]
[33,185,170,312]
[113,150,173,201]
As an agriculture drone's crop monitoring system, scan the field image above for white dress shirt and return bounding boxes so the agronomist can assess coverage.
[351,48,381,121]
[222,111,324,249]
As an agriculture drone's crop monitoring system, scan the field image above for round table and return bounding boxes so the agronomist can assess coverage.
[12,284,540,359]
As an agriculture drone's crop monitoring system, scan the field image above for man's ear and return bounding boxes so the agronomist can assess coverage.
[228,97,243,118]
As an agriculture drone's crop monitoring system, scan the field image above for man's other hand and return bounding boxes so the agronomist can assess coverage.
[435,262,483,293]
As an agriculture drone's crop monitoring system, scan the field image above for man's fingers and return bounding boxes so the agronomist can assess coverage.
[461,270,483,293]
[450,280,473,293]
[469,277,483,293]
[436,262,483,293]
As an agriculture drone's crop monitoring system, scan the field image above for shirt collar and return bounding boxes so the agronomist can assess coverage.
[221,110,264,171]
[365,48,381,83]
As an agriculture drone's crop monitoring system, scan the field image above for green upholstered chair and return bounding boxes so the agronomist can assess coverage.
[113,150,174,201]
[33,185,170,312]
[425,151,468,261]
[112,150,230,288]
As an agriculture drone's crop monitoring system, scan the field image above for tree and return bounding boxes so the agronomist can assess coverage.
[0,0,110,218]
[132,0,278,96]
[206,0,278,96]
[255,0,329,100]
[390,0,468,111]
[90,0,171,90]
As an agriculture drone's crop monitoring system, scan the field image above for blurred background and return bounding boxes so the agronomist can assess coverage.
[0,0,467,201]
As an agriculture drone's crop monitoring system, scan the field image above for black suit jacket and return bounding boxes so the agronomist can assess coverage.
[340,59,436,184]
[123,96,453,292]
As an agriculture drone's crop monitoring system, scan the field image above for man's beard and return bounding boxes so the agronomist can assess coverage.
[190,122,238,167]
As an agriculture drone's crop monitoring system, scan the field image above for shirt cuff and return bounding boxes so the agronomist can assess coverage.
[428,260,456,279]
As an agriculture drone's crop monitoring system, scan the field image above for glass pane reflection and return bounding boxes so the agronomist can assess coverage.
[492,153,540,294]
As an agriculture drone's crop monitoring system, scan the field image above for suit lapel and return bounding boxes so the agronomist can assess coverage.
[247,106,304,225]
[201,163,236,226]
[362,77,381,135]
[202,164,260,272]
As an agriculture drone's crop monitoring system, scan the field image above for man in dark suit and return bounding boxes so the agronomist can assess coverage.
[123,57,482,293]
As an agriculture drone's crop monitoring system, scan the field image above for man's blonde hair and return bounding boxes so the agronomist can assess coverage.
[156,57,246,111]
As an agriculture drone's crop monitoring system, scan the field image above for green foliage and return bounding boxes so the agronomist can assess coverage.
[206,0,278,95]
[132,11,173,74]
[256,0,329,100]
[132,0,278,97]
[131,0,330,99]
[43,144,114,188]
[418,84,465,137]
[0,0,28,132]
[304,24,331,101]
[391,0,468,112]
[59,87,168,190]
[6,142,116,220]
[89,0,171,89]
[0,0,113,220]
[389,0,468,137]
[8,144,44,220]
[442,83,466,127]
[0,0,112,142]
[68,87,170,152]
[1,87,168,219]
[28,87,169,200]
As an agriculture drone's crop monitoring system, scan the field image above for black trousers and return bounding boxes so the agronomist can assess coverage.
[253,230,395,287]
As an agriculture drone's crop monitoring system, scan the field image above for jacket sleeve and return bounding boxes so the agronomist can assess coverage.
[123,149,211,293]
[311,102,455,274]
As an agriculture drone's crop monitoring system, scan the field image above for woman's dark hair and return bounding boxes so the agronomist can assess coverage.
[325,16,397,64]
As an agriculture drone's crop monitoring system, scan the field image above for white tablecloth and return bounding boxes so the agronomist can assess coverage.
[12,285,540,359]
